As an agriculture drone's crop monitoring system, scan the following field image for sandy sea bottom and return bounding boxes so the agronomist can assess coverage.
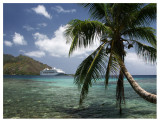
[3,75,156,118]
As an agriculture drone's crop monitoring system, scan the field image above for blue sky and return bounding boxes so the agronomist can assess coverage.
[3,3,157,75]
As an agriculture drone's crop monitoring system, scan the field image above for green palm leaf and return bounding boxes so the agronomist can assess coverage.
[74,43,107,105]
[105,52,121,88]
[105,41,121,88]
[81,3,111,24]
[133,40,156,63]
[65,19,112,56]
[122,27,156,48]
[135,3,156,26]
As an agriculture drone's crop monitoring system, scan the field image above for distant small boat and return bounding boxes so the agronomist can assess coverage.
[40,67,65,76]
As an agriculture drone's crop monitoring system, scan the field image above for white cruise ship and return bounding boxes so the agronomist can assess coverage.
[40,67,65,76]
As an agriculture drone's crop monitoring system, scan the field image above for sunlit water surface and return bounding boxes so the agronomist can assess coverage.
[3,75,156,118]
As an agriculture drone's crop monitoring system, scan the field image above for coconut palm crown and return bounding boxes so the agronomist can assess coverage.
[65,3,156,113]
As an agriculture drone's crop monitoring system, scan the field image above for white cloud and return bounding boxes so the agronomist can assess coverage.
[125,52,152,64]
[125,52,150,66]
[125,52,139,63]
[32,5,52,19]
[19,50,26,53]
[24,51,45,58]
[33,32,48,40]
[53,6,76,13]
[37,23,47,27]
[23,25,34,31]
[13,32,27,45]
[33,25,100,57]
[125,52,156,75]
[4,40,13,47]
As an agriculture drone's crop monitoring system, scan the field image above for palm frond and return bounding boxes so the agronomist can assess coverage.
[118,4,156,29]
[105,39,125,88]
[105,51,121,88]
[65,19,111,56]
[113,4,142,32]
[81,4,111,23]
[133,40,156,63]
[134,3,156,26]
[122,27,156,48]
[74,43,108,105]
[111,3,142,24]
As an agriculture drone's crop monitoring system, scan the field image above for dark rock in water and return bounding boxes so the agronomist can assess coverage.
[101,103,105,106]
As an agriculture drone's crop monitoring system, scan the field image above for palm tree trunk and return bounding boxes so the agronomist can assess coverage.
[121,63,156,104]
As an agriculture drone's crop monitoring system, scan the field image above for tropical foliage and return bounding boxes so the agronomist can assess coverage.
[65,3,156,113]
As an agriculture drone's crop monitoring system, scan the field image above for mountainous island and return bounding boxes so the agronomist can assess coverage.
[3,54,51,75]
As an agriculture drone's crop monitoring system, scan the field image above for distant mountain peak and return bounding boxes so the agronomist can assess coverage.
[3,54,51,75]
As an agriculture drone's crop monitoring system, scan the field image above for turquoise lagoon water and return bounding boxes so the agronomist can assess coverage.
[3,75,156,118]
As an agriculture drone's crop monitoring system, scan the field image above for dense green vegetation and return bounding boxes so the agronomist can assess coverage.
[3,54,51,75]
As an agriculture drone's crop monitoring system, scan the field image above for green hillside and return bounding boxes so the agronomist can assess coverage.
[3,54,51,75]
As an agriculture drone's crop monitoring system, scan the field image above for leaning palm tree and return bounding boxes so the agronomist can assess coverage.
[65,3,156,113]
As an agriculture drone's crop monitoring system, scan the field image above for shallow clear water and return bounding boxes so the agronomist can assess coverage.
[3,75,156,118]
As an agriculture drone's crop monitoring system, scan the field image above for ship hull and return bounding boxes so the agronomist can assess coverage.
[40,72,64,76]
